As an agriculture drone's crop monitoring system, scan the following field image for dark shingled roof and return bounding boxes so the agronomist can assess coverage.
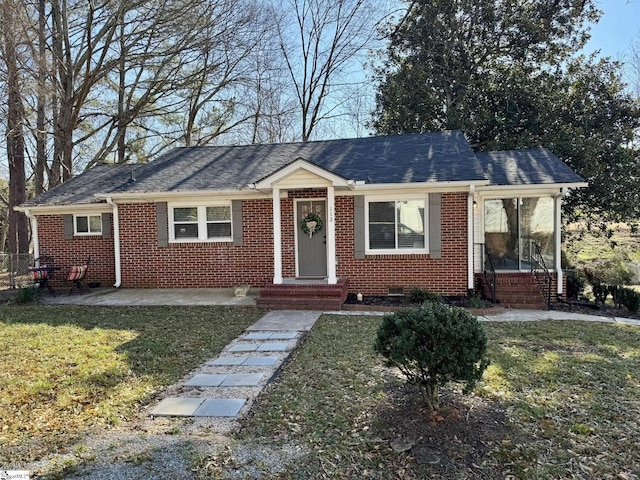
[23,164,135,206]
[21,132,584,207]
[475,149,585,186]
[108,130,485,193]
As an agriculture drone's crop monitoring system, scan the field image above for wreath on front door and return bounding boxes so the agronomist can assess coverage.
[301,212,323,238]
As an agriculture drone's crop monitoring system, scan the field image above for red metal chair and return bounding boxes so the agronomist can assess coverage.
[66,258,90,295]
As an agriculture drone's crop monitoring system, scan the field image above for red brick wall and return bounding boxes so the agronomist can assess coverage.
[118,201,275,288]
[36,192,471,295]
[336,193,469,296]
[37,215,116,287]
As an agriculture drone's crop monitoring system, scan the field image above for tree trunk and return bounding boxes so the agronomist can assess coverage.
[2,1,29,254]
[419,382,440,412]
[35,0,47,194]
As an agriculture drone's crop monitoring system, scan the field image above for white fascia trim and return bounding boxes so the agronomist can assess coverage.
[14,204,113,215]
[95,188,269,203]
[253,159,350,189]
[347,179,490,194]
[477,182,588,194]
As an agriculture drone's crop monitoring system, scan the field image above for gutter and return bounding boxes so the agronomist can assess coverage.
[105,198,122,288]
[24,209,39,260]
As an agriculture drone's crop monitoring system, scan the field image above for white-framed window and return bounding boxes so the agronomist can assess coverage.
[365,196,428,253]
[169,203,232,242]
[74,214,102,235]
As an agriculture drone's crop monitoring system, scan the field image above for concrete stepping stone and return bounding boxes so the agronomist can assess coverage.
[243,356,278,366]
[193,398,246,417]
[228,343,258,352]
[269,332,298,340]
[184,374,227,387]
[151,397,204,417]
[220,373,263,387]
[209,356,248,366]
[247,310,321,332]
[244,332,272,340]
[257,342,290,352]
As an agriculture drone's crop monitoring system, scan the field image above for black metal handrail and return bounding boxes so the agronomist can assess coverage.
[530,241,552,309]
[475,243,496,303]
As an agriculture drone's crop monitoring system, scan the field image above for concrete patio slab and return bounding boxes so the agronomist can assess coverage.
[40,287,258,306]
[247,310,321,331]
[243,356,279,366]
[256,341,291,352]
[150,397,204,417]
[193,398,246,417]
[209,356,248,366]
[184,374,227,387]
[228,343,258,352]
[220,373,264,387]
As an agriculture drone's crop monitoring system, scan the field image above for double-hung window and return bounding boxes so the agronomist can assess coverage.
[366,198,427,253]
[74,214,102,235]
[170,204,232,242]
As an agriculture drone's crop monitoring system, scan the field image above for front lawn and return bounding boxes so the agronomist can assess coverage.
[200,315,640,479]
[0,305,262,465]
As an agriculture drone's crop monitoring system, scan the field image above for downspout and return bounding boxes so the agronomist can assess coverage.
[467,185,475,292]
[106,198,122,288]
[555,189,565,298]
[24,209,39,261]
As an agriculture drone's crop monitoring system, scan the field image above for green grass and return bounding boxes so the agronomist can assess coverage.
[199,315,640,479]
[566,222,640,264]
[0,305,262,465]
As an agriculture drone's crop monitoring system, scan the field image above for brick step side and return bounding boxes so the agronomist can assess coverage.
[258,279,349,310]
[257,296,345,310]
[475,273,548,310]
[500,302,549,310]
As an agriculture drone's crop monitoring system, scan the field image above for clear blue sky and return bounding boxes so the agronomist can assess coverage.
[586,0,640,61]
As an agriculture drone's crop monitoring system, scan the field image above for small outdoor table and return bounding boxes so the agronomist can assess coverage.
[29,266,61,296]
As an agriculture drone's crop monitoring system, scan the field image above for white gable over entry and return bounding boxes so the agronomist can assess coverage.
[252,159,354,286]
[252,158,353,190]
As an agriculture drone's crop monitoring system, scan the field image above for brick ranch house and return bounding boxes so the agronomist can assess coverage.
[17,131,586,309]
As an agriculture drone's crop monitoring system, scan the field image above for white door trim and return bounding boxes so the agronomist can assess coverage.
[294,198,328,279]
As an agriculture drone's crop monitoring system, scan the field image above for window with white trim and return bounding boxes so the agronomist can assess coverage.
[366,198,427,253]
[170,204,232,242]
[74,214,102,235]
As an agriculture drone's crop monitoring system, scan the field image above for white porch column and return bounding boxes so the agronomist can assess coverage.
[467,188,475,290]
[555,192,563,296]
[272,186,283,284]
[326,185,337,284]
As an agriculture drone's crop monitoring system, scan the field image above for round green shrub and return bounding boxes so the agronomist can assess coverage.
[374,302,489,411]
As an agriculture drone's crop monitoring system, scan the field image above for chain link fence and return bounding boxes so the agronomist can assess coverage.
[0,253,35,290]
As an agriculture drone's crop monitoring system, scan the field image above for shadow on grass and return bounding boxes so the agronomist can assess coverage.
[0,304,263,465]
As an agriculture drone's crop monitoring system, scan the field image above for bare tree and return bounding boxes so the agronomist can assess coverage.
[273,0,379,141]
[631,35,640,99]
[0,0,29,253]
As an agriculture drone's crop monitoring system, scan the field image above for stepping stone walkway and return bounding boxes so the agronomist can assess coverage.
[150,310,321,419]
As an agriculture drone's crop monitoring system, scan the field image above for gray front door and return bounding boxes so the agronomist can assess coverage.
[297,200,327,277]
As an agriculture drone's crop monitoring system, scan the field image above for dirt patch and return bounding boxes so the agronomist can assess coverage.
[372,383,521,479]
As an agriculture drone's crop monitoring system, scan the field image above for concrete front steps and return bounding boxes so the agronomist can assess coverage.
[477,272,548,310]
[257,278,349,310]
